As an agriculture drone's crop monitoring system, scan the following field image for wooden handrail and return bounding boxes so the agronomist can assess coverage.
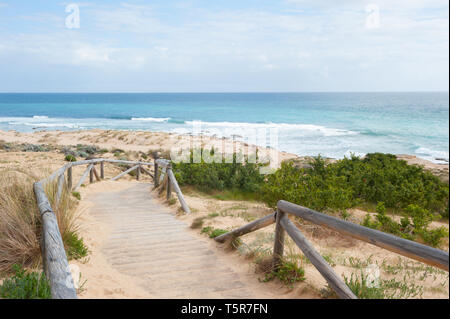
[167,168,190,214]
[214,200,450,299]
[111,164,140,181]
[34,181,77,299]
[215,212,276,243]
[277,200,449,271]
[153,162,191,214]
[279,214,357,299]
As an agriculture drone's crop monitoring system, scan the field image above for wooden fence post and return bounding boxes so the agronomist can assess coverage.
[166,168,191,214]
[166,166,172,200]
[34,182,78,299]
[154,159,159,187]
[55,173,65,205]
[67,166,72,191]
[136,164,140,181]
[89,166,94,183]
[100,161,104,179]
[273,208,285,269]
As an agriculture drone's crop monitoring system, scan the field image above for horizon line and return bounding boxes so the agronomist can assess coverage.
[0,91,449,94]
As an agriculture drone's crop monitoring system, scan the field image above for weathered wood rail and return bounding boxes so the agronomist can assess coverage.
[33,157,187,299]
[215,200,450,299]
[154,158,191,214]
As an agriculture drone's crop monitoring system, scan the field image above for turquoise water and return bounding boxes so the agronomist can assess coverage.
[0,93,448,162]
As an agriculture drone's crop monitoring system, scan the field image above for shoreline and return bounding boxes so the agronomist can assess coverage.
[0,128,448,182]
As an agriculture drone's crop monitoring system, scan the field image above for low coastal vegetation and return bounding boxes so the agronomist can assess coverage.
[0,169,88,298]
[320,270,424,299]
[0,141,54,153]
[173,150,449,247]
[173,151,264,194]
[0,265,51,299]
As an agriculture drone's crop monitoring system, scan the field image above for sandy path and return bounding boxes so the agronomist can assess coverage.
[77,181,294,298]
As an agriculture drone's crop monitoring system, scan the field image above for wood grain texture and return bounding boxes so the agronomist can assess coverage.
[154,161,159,187]
[100,161,105,179]
[73,164,94,192]
[140,166,154,178]
[277,200,449,271]
[167,168,191,214]
[67,166,72,190]
[280,214,357,299]
[92,166,101,182]
[89,166,94,183]
[55,172,65,205]
[215,212,275,243]
[111,165,139,181]
[272,209,285,269]
[34,182,77,299]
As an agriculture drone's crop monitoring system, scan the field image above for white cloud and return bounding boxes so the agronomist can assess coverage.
[0,1,447,91]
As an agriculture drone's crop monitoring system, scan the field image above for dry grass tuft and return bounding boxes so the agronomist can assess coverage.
[0,169,79,275]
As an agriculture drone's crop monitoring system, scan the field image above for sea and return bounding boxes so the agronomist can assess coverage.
[0,92,448,163]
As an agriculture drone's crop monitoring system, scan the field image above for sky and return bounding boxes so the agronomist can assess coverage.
[0,0,448,92]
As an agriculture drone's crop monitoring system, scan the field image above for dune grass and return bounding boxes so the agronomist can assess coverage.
[0,168,86,275]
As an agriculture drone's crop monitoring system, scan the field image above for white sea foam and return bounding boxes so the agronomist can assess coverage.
[415,147,449,162]
[185,120,358,137]
[9,121,81,128]
[32,115,49,119]
[131,117,170,122]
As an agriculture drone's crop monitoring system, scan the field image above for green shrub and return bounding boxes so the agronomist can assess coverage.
[201,226,213,234]
[0,265,51,299]
[209,228,228,238]
[362,203,448,247]
[262,153,448,215]
[199,226,228,238]
[344,271,385,299]
[441,206,449,220]
[71,191,81,200]
[261,156,356,211]
[63,231,89,260]
[190,217,205,229]
[263,259,306,287]
[172,149,264,194]
[22,144,50,152]
[76,144,99,155]
[417,227,449,247]
[65,154,77,162]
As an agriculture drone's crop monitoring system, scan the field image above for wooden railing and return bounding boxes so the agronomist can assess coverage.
[154,158,191,214]
[215,200,450,299]
[34,158,157,299]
